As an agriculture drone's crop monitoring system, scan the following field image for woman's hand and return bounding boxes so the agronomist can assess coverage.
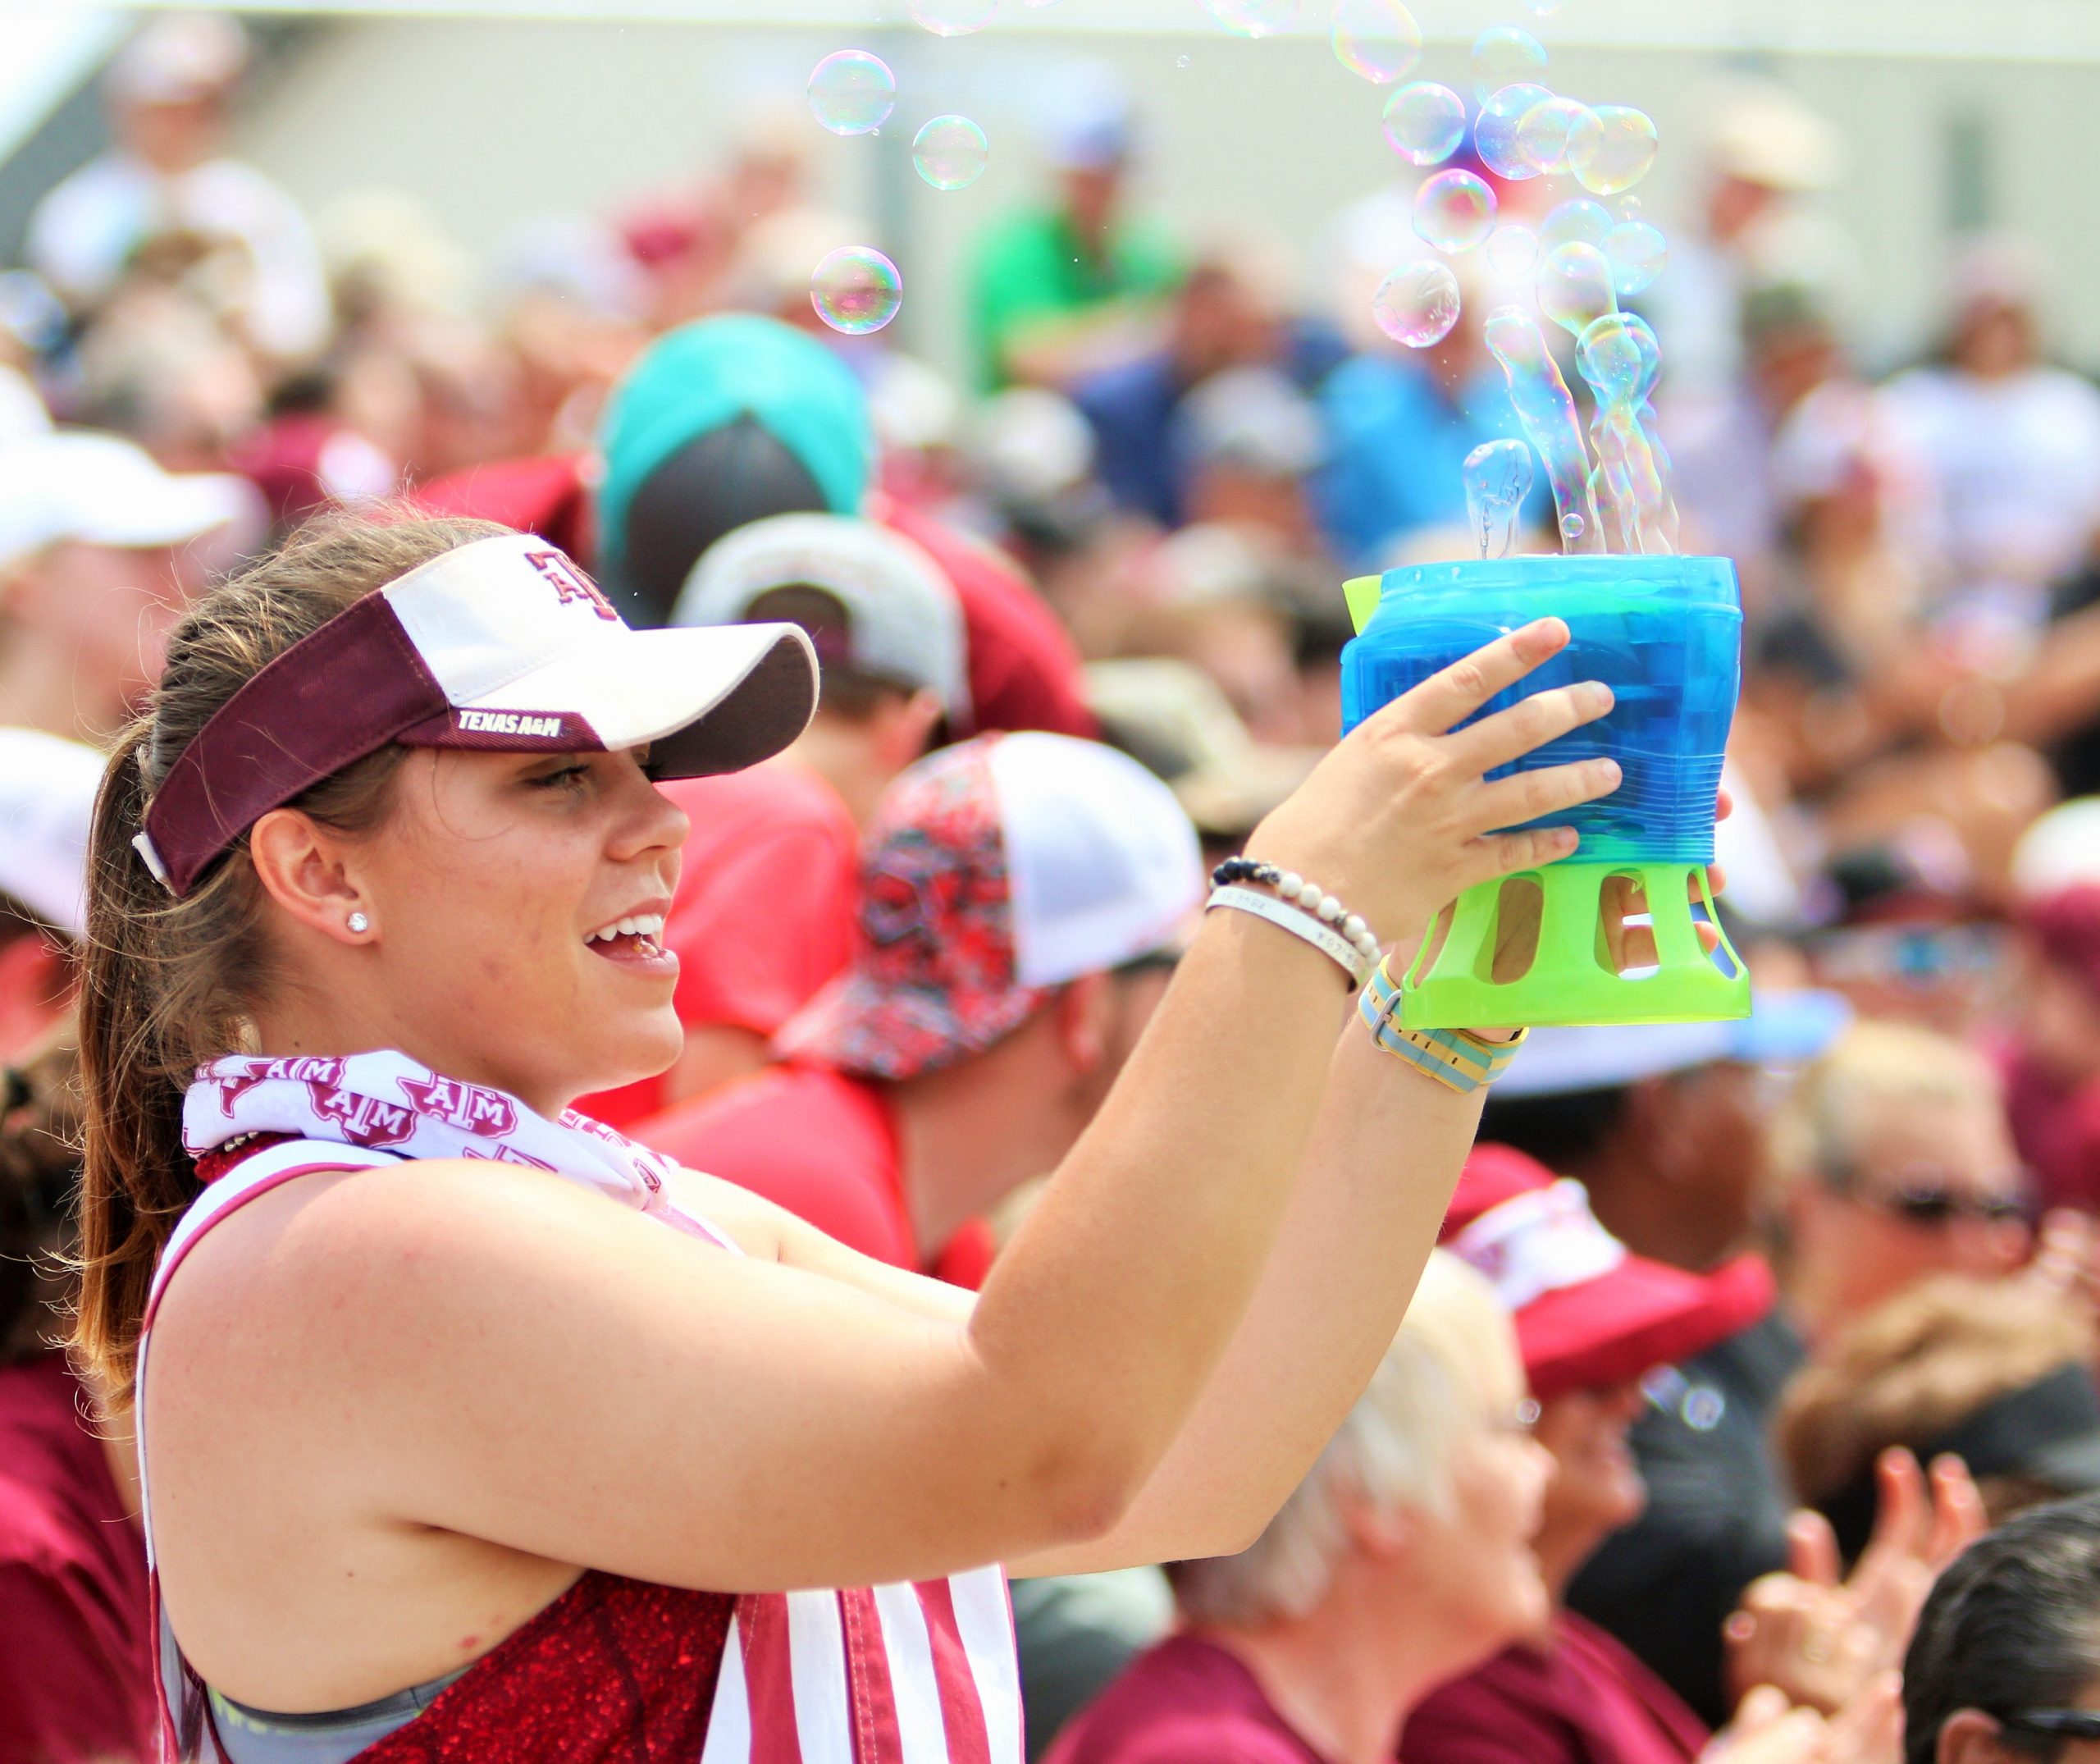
[1246,619,1620,941]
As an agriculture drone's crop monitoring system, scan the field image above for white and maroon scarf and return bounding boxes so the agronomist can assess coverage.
[185,1049,679,1207]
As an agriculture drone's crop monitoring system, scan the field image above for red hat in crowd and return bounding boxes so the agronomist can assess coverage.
[2020,884,2100,1000]
[1440,1145,1775,1401]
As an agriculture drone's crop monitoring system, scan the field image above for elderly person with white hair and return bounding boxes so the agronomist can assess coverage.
[1046,1251,1553,1764]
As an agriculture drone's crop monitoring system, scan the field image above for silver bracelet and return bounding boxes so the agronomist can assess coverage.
[1206,883,1379,987]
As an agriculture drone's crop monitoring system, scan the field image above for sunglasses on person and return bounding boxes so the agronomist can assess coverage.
[1820,1163,2032,1228]
[2002,1708,2100,1740]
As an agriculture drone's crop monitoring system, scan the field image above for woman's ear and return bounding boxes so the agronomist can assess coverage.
[1339,1489,1416,1563]
[1051,973,1115,1076]
[1937,1709,2014,1764]
[248,807,372,945]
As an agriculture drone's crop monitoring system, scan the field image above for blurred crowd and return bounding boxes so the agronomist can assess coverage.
[14,11,2100,1764]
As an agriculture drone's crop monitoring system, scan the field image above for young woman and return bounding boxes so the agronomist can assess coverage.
[76,514,1627,1762]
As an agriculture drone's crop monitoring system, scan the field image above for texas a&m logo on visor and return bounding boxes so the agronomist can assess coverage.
[526,548,619,622]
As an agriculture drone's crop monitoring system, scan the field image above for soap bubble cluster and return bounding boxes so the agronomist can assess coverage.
[1414,169,1497,254]
[1332,0,1422,85]
[1476,83,1552,181]
[1470,26,1547,102]
[1568,105,1659,194]
[806,51,895,137]
[912,116,990,190]
[1382,81,1465,165]
[1603,221,1667,295]
[1372,260,1463,349]
[810,247,903,335]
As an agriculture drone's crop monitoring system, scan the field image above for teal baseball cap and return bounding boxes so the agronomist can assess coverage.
[596,315,874,620]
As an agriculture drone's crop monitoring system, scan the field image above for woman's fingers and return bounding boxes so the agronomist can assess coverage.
[1447,679,1616,775]
[1468,756,1623,836]
[1459,824,1582,892]
[1372,618,1573,738]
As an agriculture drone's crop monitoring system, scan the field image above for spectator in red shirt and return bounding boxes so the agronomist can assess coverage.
[634,729,1203,1287]
[580,513,965,1123]
[2002,885,2100,1211]
[1401,1145,1776,1764]
[1046,1252,1553,1764]
[0,1048,153,1764]
[417,312,1097,741]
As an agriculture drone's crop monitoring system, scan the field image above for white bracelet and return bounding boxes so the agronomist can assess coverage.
[1208,884,1376,987]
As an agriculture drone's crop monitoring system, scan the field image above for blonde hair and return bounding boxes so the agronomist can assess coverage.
[1777,1273,2090,1505]
[73,510,509,1407]
[1170,1251,1518,1627]
[1769,1021,2002,1191]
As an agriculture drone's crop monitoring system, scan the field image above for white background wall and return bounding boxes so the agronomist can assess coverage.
[216,2,2100,377]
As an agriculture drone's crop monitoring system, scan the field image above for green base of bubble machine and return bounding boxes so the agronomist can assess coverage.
[1395,861,1751,1030]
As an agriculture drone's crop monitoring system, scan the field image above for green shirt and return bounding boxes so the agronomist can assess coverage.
[965,206,1181,391]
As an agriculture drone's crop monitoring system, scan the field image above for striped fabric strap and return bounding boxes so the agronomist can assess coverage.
[1358,958,1527,1092]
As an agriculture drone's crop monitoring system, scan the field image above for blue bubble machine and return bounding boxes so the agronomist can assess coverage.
[1339,555,1752,1027]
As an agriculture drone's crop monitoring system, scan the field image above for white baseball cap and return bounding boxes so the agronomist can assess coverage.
[0,728,103,939]
[135,532,816,897]
[673,513,969,718]
[1491,989,1854,1100]
[0,431,258,575]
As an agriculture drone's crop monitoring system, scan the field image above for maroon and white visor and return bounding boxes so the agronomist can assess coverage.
[135,532,818,896]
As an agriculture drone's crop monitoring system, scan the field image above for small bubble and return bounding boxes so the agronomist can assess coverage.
[1537,240,1617,336]
[1569,104,1659,195]
[1372,260,1462,348]
[1560,511,1586,541]
[909,0,996,33]
[1464,438,1534,559]
[1201,0,1300,36]
[1523,0,1563,11]
[806,50,895,137]
[912,115,989,190]
[1381,81,1465,165]
[1603,220,1667,296]
[1471,25,1547,103]
[1540,198,1614,252]
[1618,195,1642,221]
[1413,168,1496,254]
[1515,94,1596,176]
[810,246,902,335]
[1486,223,1539,281]
[1332,0,1422,85]
[1681,1387,1727,1431]
[1176,53,1191,66]
[1475,81,1552,181]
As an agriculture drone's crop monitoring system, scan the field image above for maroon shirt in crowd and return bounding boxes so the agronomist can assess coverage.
[1400,1611,1708,1764]
[0,1352,154,1764]
[1044,1634,1326,1764]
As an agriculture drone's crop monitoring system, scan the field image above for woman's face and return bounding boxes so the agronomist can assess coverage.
[335,744,689,1113]
[1533,1382,1648,1579]
[1408,1353,1554,1657]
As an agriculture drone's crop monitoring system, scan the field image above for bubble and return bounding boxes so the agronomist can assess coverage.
[1471,26,1547,103]
[1201,0,1299,36]
[1372,260,1462,349]
[1464,438,1534,559]
[1603,220,1667,296]
[912,115,989,190]
[1576,312,1650,405]
[1568,104,1659,195]
[1413,168,1496,254]
[1514,94,1596,176]
[1539,198,1614,252]
[1176,53,1191,67]
[1561,512,1586,540]
[811,246,902,335]
[1476,82,1552,181]
[1486,223,1539,281]
[1537,240,1617,338]
[1618,196,1642,221]
[909,0,996,33]
[806,50,895,136]
[1332,0,1422,85]
[1381,82,1464,165]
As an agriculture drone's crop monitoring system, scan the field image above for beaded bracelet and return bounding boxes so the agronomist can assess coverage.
[1358,956,1528,1093]
[1208,858,1383,988]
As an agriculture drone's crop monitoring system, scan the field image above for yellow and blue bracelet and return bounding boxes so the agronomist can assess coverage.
[1357,957,1527,1093]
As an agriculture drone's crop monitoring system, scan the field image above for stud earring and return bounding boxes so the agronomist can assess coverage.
[347,912,371,934]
